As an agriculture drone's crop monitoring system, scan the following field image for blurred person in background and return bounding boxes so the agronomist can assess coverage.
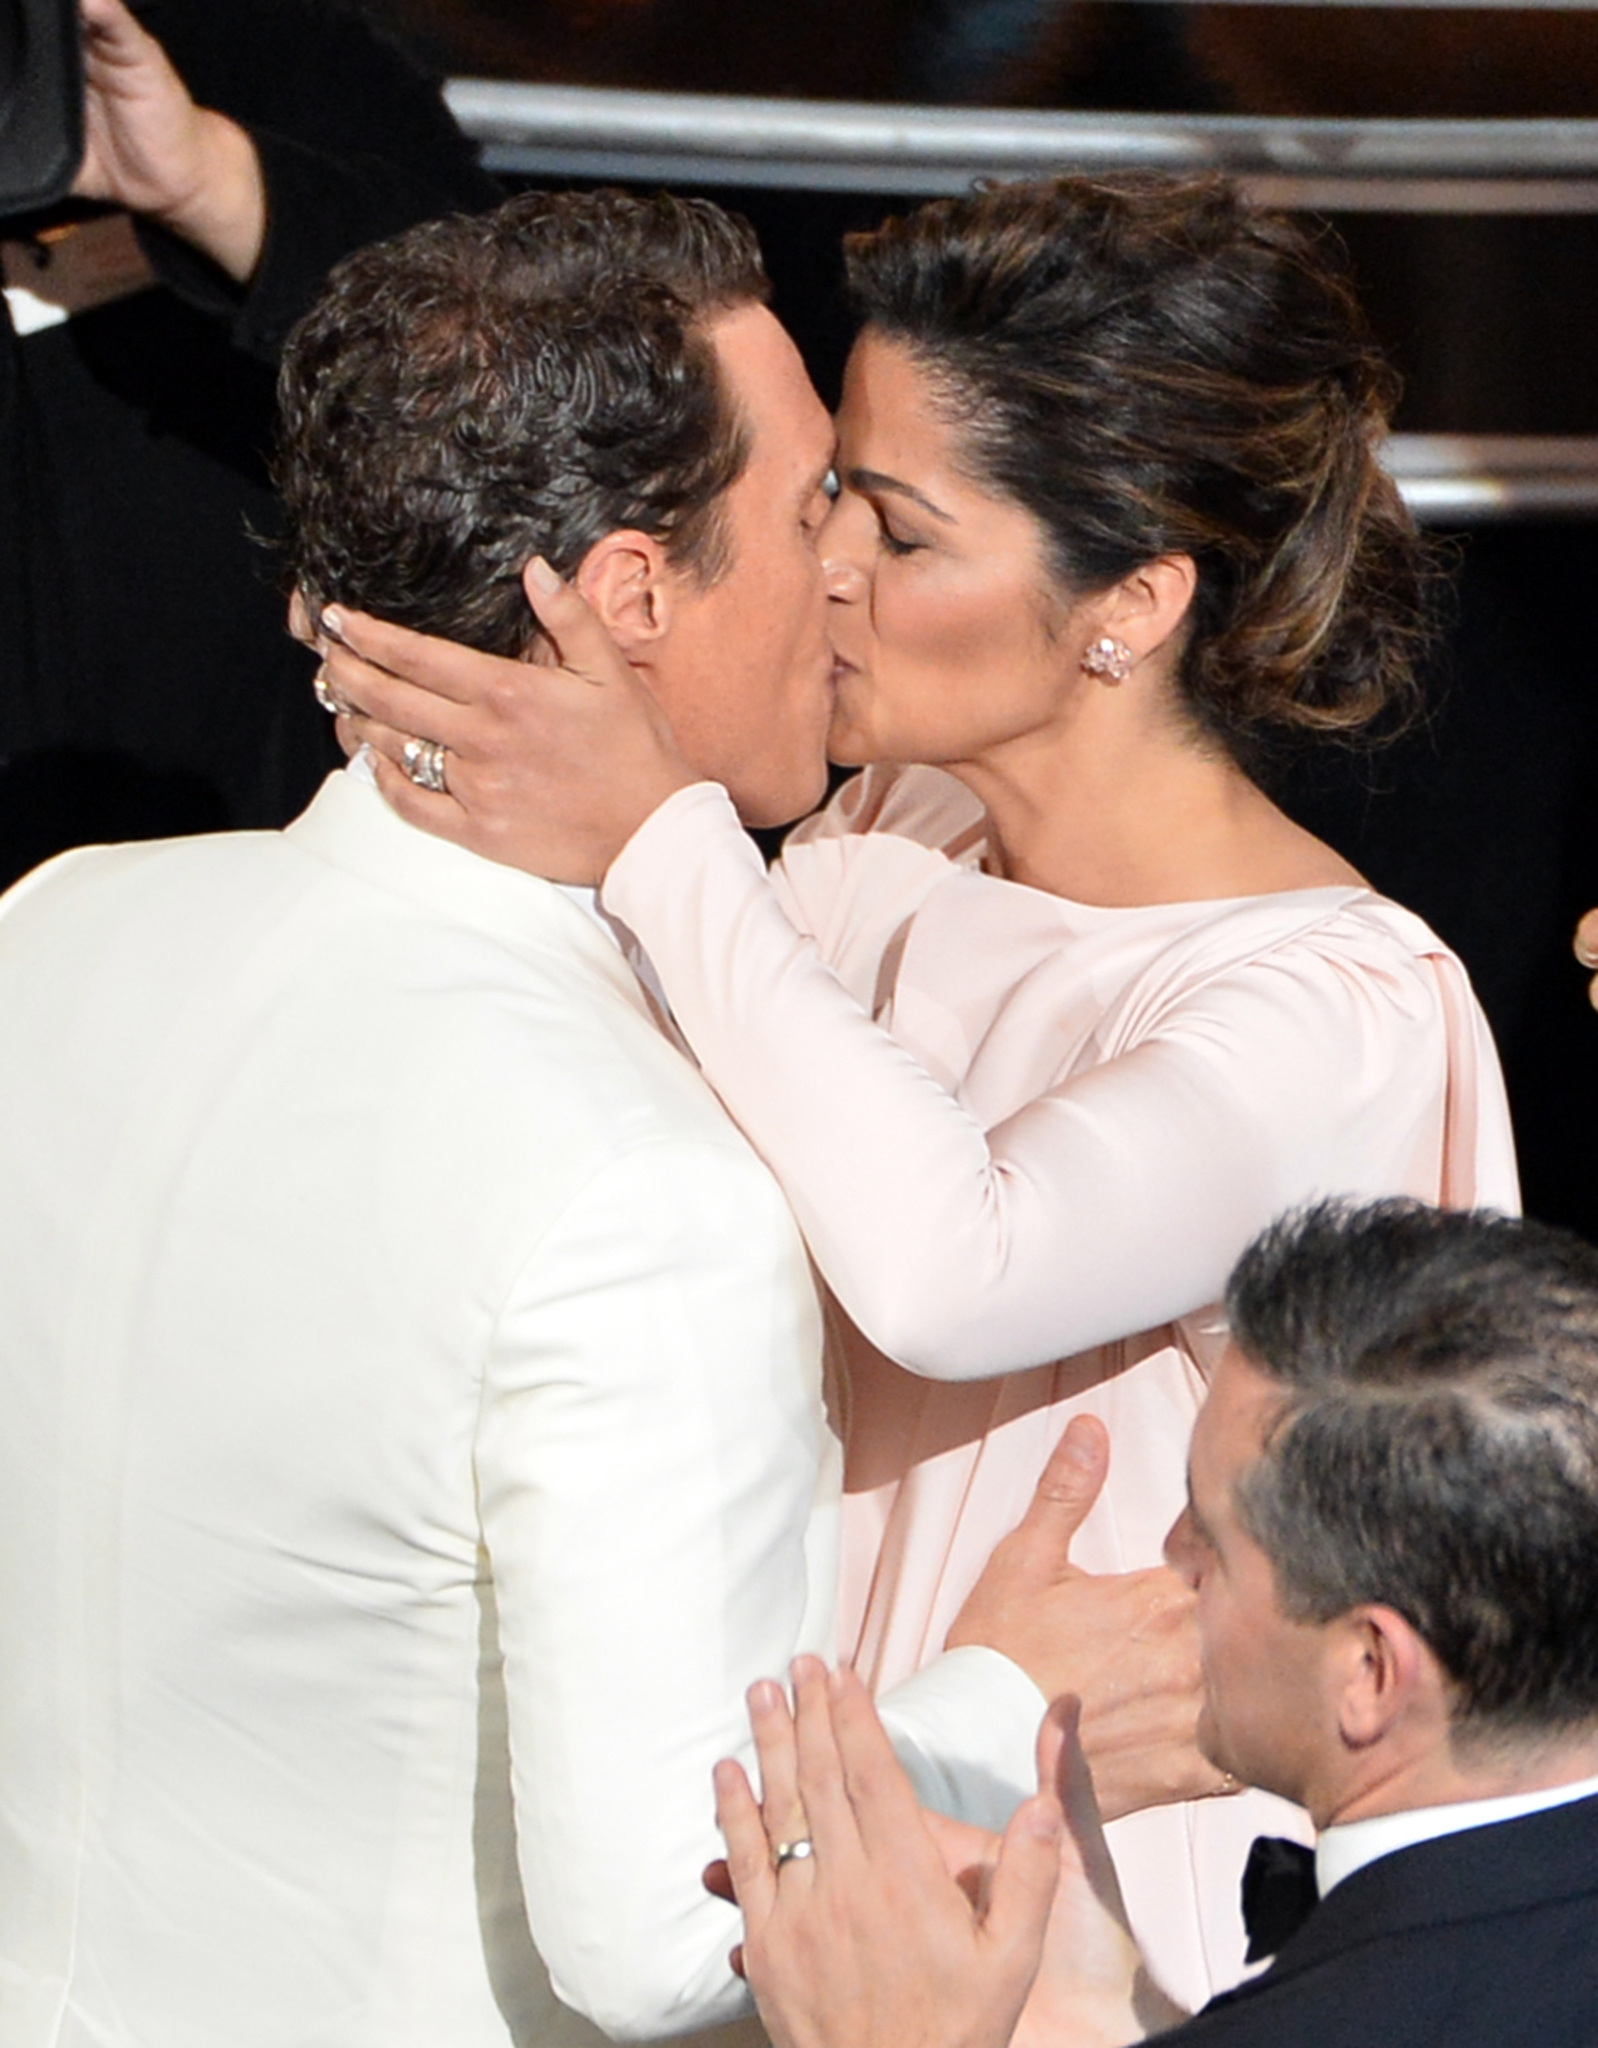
[0,0,497,889]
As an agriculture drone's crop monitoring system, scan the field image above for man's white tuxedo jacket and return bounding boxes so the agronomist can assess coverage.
[0,771,835,2048]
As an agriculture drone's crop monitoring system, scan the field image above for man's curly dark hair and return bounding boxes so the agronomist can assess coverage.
[275,188,769,655]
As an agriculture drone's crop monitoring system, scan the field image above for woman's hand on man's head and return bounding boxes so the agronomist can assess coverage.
[314,567,698,889]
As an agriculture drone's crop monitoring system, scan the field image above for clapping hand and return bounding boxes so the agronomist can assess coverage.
[714,1656,1064,2048]
[946,1416,1235,1822]
[712,1662,1181,2048]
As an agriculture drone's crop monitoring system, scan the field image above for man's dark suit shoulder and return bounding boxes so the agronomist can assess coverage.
[1155,1791,1598,2047]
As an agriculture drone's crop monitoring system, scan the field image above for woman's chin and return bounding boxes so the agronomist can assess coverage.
[824,718,873,769]
[827,721,926,771]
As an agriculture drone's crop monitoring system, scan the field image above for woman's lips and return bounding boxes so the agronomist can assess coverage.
[825,656,866,753]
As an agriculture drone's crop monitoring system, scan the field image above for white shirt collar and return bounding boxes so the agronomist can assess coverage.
[556,881,611,934]
[1316,1770,1598,1899]
[558,885,681,1038]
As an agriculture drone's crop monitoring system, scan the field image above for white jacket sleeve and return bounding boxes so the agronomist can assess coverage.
[478,1133,827,2040]
[602,783,1467,1382]
[879,1647,1050,1830]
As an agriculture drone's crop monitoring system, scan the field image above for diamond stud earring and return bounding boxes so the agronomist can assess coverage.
[1080,635,1134,684]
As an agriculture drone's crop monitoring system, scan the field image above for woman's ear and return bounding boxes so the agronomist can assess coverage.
[1103,554,1199,668]
[287,588,316,646]
[534,529,674,656]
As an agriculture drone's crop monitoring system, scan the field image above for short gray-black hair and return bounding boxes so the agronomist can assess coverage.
[1227,1198,1598,1744]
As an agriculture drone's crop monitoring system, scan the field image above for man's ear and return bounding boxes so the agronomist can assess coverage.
[534,529,675,657]
[1332,1603,1438,1752]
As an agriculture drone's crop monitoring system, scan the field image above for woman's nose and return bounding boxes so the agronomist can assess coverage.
[824,554,868,602]
[819,486,871,601]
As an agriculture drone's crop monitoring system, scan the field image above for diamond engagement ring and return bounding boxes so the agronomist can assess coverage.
[313,664,344,716]
[773,1838,814,1871]
[401,735,449,794]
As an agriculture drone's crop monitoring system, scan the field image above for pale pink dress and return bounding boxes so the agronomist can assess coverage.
[602,761,1520,2010]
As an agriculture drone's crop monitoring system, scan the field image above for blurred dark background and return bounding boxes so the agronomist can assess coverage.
[375,1,1598,117]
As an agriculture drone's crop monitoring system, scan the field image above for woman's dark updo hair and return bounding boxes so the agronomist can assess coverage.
[843,174,1432,759]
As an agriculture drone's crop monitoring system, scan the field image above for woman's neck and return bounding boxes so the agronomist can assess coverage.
[943,699,1364,907]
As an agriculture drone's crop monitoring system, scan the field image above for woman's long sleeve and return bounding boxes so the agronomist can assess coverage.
[602,780,1481,1381]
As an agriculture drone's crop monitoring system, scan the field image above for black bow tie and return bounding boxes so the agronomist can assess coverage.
[1241,1835,1320,1961]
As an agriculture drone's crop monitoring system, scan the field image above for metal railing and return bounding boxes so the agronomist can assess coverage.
[444,83,1598,517]
[445,82,1598,210]
[1384,436,1598,521]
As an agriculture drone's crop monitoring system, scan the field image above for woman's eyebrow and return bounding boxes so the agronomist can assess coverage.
[845,467,955,524]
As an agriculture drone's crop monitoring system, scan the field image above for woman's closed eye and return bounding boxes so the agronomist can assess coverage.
[857,487,932,559]
[857,496,928,558]
[840,463,952,561]
[878,519,926,558]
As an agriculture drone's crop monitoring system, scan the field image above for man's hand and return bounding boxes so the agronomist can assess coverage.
[316,571,697,888]
[72,0,266,282]
[1011,1700,1188,2048]
[1575,908,1598,1010]
[947,1417,1235,1821]
[716,1657,1062,2048]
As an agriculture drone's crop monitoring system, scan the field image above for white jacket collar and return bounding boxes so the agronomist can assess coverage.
[284,769,651,1017]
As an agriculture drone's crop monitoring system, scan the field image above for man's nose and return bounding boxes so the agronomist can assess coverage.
[1165,1507,1200,1586]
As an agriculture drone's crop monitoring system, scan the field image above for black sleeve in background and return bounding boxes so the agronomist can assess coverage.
[0,317,33,673]
[130,0,503,359]
[0,0,502,877]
